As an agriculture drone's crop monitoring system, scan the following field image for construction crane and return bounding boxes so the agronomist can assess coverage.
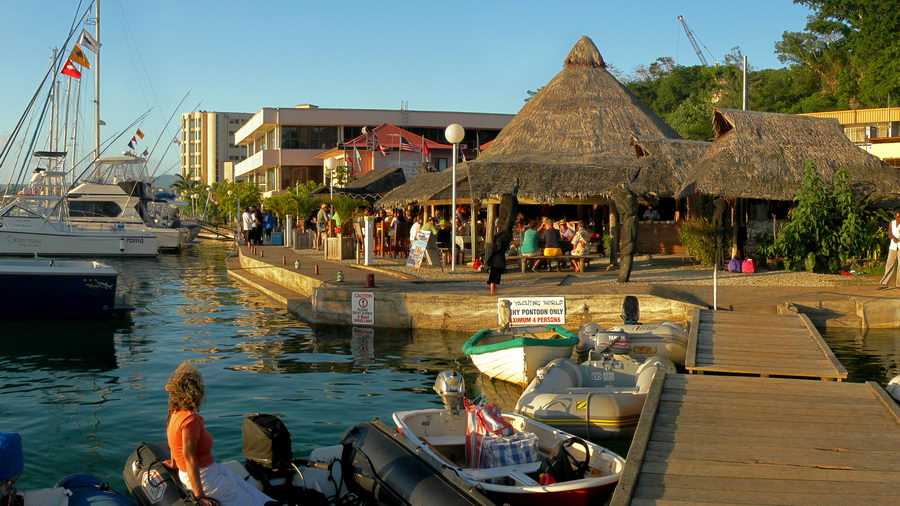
[677,15,714,66]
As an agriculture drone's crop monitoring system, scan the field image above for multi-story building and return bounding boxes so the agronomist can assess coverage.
[233,104,513,194]
[802,107,900,167]
[181,111,253,185]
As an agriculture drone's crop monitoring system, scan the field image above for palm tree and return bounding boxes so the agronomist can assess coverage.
[172,174,193,199]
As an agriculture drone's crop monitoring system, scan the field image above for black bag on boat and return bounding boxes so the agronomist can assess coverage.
[540,437,590,483]
[242,413,293,470]
[122,442,196,506]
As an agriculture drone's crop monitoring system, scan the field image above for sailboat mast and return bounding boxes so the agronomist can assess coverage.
[93,0,101,161]
[49,48,59,152]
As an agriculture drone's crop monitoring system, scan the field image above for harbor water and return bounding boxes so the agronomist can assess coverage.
[2,240,899,490]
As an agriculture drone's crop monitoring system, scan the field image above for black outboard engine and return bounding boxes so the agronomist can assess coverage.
[123,443,195,505]
[241,413,326,505]
[622,295,640,324]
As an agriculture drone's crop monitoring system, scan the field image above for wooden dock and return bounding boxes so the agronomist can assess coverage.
[685,309,847,381]
[611,372,900,506]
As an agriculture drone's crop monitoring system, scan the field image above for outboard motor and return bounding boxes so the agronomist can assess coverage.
[433,370,466,414]
[621,295,640,324]
[123,443,195,505]
[577,322,630,361]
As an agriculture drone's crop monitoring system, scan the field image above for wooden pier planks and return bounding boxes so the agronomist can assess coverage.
[611,372,900,506]
[685,309,847,381]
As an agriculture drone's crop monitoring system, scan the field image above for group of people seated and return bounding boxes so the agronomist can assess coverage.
[516,216,594,272]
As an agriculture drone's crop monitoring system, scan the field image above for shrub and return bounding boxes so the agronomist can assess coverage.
[679,218,720,266]
[771,163,886,273]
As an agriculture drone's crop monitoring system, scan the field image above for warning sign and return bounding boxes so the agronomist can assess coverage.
[351,291,375,326]
[498,296,566,327]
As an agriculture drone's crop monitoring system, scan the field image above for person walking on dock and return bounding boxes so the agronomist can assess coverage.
[240,207,253,246]
[878,211,900,289]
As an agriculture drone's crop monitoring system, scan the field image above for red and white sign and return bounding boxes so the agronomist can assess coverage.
[351,291,375,326]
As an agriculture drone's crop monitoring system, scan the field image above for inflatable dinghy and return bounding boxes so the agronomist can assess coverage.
[579,321,688,365]
[516,355,675,439]
[1,432,133,506]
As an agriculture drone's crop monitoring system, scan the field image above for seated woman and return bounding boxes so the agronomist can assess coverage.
[165,362,273,506]
[533,217,562,271]
[520,219,540,268]
[570,221,590,272]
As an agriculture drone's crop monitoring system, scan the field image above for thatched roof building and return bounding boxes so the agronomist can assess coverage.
[465,35,688,203]
[680,108,900,201]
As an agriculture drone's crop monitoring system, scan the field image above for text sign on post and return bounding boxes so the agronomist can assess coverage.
[498,297,566,327]
[351,291,375,326]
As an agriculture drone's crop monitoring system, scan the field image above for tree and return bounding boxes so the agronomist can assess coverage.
[777,0,900,107]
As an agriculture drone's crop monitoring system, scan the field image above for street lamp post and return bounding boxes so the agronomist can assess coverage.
[445,124,465,272]
[324,157,337,200]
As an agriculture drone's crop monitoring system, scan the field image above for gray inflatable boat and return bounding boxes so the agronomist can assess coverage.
[515,354,675,439]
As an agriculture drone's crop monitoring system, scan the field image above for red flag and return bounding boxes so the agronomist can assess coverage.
[61,59,81,79]
[378,143,387,156]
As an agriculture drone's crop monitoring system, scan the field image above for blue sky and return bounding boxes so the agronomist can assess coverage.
[0,0,811,179]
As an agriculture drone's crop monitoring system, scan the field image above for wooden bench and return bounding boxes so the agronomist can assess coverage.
[519,254,603,272]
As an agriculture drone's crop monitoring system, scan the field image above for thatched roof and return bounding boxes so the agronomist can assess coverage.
[312,167,406,199]
[376,168,468,209]
[466,36,685,202]
[630,136,710,192]
[679,109,900,201]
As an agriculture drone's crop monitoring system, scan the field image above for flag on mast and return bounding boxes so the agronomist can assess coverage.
[421,134,430,161]
[61,59,82,79]
[79,29,100,53]
[69,44,91,68]
[136,129,145,140]
[128,137,137,149]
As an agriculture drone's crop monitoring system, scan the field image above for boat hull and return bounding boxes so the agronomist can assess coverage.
[470,345,573,387]
[485,480,617,506]
[0,271,117,318]
[0,229,158,257]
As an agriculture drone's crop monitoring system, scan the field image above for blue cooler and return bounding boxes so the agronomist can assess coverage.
[270,231,284,246]
[0,432,23,483]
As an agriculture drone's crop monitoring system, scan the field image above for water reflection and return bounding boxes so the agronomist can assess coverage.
[822,327,900,383]
[0,321,123,373]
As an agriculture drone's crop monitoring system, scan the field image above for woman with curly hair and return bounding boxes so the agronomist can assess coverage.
[165,361,273,506]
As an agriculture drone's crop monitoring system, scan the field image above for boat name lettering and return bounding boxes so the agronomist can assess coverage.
[126,237,144,244]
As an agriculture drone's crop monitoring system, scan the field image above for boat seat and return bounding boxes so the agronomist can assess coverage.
[463,461,541,483]
[424,435,466,446]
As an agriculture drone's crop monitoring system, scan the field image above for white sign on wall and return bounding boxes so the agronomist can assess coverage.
[351,291,375,326]
[498,297,566,327]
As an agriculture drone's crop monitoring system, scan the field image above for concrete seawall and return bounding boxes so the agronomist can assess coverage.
[230,250,700,331]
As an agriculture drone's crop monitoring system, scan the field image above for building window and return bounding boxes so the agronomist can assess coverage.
[435,158,449,170]
[281,126,338,150]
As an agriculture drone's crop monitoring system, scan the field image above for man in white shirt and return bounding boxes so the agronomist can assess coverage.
[241,207,253,245]
[879,211,900,289]
[409,215,422,244]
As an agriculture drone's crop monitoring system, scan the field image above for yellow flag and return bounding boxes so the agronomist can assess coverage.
[69,44,90,69]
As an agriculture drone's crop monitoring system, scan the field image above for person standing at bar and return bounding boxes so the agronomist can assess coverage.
[879,211,900,289]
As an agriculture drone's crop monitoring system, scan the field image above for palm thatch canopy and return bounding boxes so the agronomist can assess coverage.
[679,109,900,201]
[376,168,468,209]
[312,167,406,199]
[467,35,686,203]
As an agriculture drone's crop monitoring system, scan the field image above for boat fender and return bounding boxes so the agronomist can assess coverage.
[0,432,24,484]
